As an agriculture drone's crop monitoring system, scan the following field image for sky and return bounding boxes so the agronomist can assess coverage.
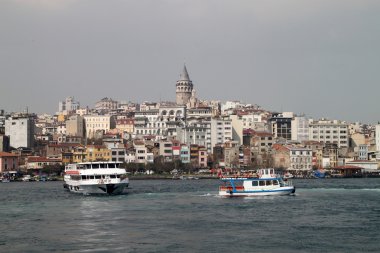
[1,0,379,124]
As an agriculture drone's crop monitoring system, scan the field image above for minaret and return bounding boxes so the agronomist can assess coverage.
[176,65,193,105]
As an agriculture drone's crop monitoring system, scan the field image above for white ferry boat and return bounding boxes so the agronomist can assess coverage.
[219,168,295,197]
[64,162,129,195]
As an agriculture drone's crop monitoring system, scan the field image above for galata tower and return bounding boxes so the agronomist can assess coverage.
[175,65,193,105]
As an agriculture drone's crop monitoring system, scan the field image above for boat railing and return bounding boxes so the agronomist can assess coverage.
[282,179,293,186]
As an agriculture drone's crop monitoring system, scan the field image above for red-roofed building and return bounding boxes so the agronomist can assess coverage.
[26,156,62,170]
[0,152,19,173]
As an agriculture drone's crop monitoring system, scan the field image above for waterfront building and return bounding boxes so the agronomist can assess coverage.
[345,160,378,173]
[198,146,208,168]
[0,152,19,173]
[5,114,35,149]
[180,145,190,164]
[25,156,62,171]
[308,119,349,148]
[134,140,148,164]
[322,143,339,168]
[288,146,313,171]
[176,65,193,106]
[272,144,312,173]
[159,140,173,162]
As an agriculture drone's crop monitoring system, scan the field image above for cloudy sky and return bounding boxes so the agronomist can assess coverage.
[1,0,379,124]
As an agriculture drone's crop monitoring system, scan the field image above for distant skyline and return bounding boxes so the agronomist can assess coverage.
[1,0,380,124]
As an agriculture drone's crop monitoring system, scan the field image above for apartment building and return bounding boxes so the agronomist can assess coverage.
[84,115,115,139]
[210,117,233,150]
[308,119,349,148]
[291,116,310,142]
[5,115,35,149]
[269,112,293,141]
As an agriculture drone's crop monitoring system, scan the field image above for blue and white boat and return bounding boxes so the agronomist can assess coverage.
[219,168,295,197]
[313,169,326,179]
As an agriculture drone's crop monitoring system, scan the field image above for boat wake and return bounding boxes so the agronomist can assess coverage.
[303,187,380,192]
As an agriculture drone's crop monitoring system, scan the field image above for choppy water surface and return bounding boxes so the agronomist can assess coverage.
[1,178,380,252]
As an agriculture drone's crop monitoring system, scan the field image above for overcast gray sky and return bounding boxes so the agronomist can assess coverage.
[1,0,379,124]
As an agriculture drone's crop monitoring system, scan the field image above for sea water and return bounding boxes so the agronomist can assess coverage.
[1,178,380,252]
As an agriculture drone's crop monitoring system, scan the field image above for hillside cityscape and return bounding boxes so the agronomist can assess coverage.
[1,65,379,179]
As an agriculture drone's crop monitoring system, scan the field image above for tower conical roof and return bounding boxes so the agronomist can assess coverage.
[179,64,190,81]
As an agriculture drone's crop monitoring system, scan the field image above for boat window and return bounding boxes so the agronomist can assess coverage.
[95,175,101,179]
[71,175,80,181]
[108,164,116,168]
[89,175,95,179]
[259,180,265,186]
[110,175,116,178]
[100,164,106,168]
[92,164,100,169]
[81,175,86,180]
[116,175,120,178]
[252,181,258,186]
[266,180,273,186]
[85,164,91,169]
[273,180,279,185]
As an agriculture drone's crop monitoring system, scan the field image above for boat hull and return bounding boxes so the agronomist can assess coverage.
[64,181,129,195]
[219,186,295,197]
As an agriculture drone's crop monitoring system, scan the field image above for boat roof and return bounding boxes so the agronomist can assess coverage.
[220,177,280,181]
[74,161,121,165]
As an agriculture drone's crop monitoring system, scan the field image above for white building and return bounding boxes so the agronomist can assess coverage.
[288,146,313,171]
[95,97,119,112]
[376,124,380,152]
[210,117,233,150]
[84,115,115,139]
[291,116,310,142]
[177,121,212,153]
[221,101,245,115]
[229,114,244,145]
[134,105,186,139]
[308,119,349,148]
[58,96,80,114]
[5,115,35,149]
